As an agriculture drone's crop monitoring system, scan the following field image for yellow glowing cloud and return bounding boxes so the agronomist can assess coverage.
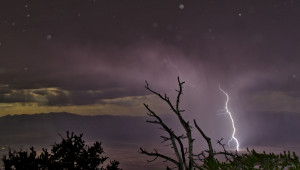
[0,95,167,117]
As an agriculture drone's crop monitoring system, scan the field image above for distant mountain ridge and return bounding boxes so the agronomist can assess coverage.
[0,112,159,146]
[0,111,299,148]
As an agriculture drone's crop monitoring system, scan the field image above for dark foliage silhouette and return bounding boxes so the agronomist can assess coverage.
[3,131,121,170]
[140,77,300,169]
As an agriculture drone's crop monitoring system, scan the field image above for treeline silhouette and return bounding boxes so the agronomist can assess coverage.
[3,131,121,170]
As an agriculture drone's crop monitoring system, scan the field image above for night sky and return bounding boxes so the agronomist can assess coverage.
[0,0,300,147]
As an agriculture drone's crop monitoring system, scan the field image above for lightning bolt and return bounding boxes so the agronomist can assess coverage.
[164,56,240,150]
[219,85,240,151]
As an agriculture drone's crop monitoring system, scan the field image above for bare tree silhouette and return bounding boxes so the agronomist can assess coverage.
[139,77,300,169]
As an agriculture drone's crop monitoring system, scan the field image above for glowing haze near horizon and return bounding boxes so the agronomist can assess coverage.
[1,0,300,148]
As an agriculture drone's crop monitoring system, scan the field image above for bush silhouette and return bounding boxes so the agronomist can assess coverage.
[3,131,121,170]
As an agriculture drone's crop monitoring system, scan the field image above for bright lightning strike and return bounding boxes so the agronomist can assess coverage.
[163,56,240,150]
[219,85,240,151]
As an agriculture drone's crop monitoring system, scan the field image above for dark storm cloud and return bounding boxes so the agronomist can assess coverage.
[68,88,135,105]
[0,83,147,106]
[0,90,35,103]
[0,0,299,110]
[41,89,71,106]
[0,41,188,106]
[0,0,300,153]
[0,87,69,105]
[0,85,11,94]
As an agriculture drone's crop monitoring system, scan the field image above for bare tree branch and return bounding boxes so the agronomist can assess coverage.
[215,139,238,163]
[143,103,184,168]
[143,77,196,169]
[174,77,194,169]
[194,119,214,160]
[139,148,179,166]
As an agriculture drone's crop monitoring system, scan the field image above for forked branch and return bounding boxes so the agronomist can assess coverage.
[139,148,179,166]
